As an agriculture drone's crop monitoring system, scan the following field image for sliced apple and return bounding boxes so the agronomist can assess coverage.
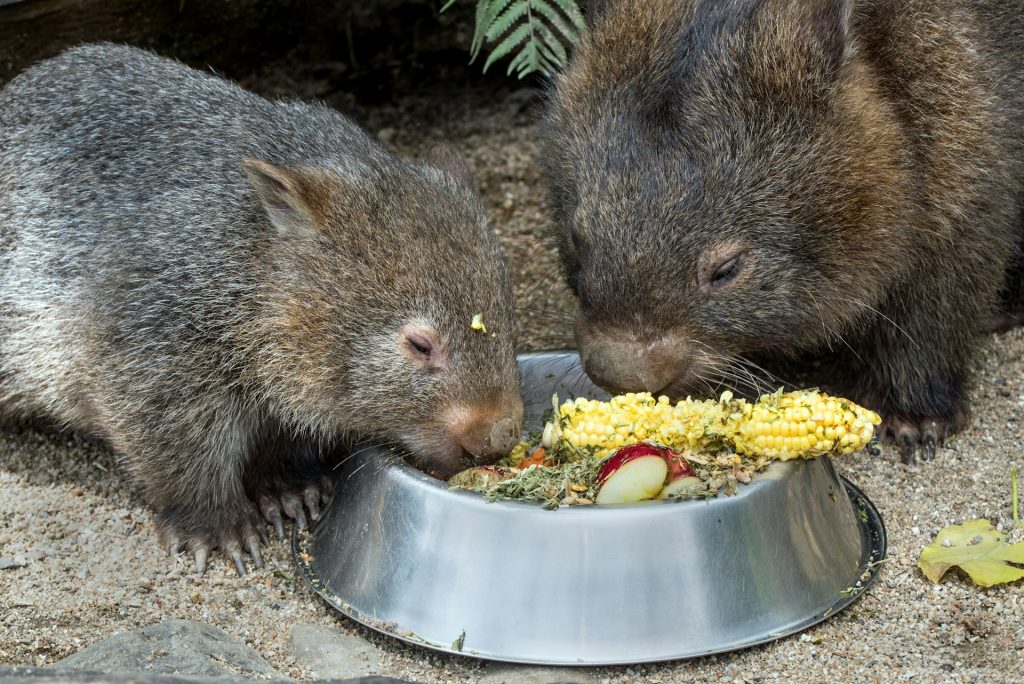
[664,449,696,479]
[595,444,669,505]
[658,475,705,500]
[448,466,513,489]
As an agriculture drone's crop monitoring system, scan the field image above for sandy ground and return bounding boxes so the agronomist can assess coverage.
[1,84,1023,684]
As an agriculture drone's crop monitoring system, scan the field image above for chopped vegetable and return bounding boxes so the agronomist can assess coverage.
[594,444,670,505]
[470,313,487,333]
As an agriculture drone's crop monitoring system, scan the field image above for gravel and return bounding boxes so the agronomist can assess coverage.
[1,81,1022,684]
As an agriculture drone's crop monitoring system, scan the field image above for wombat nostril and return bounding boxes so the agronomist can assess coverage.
[582,335,690,395]
[445,402,524,464]
[487,417,521,454]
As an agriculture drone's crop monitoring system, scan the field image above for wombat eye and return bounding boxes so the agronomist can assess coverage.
[405,333,434,359]
[710,255,742,288]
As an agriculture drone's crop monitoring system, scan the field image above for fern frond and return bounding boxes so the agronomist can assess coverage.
[483,22,532,73]
[447,0,586,79]
[532,0,580,45]
[549,0,586,32]
[472,0,516,60]
[535,18,568,66]
[485,1,530,43]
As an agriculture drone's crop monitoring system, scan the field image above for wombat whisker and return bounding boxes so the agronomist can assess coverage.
[730,355,787,390]
[797,284,836,353]
[833,295,921,351]
[795,284,865,363]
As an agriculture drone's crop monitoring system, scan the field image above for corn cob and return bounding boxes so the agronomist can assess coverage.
[542,389,880,460]
[728,390,880,459]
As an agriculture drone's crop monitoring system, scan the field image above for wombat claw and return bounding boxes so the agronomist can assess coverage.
[162,513,264,576]
[257,477,334,540]
[882,416,951,465]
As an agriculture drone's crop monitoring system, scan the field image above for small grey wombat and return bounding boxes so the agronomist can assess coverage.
[542,0,1024,462]
[0,44,523,573]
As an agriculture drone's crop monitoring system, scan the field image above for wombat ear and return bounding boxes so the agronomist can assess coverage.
[242,158,328,236]
[423,144,476,189]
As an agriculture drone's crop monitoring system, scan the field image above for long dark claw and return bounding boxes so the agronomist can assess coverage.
[320,476,335,501]
[259,497,286,540]
[270,509,285,539]
[304,486,321,521]
[898,432,917,465]
[195,547,209,575]
[293,506,308,531]
[281,492,306,529]
[921,429,938,462]
[246,536,264,569]
[227,542,247,577]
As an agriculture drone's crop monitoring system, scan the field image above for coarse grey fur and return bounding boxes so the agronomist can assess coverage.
[0,44,523,571]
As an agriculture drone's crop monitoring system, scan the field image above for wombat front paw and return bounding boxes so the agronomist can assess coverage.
[158,504,265,576]
[880,412,967,464]
[256,476,335,539]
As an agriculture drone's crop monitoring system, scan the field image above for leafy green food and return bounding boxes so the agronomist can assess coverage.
[918,519,1024,587]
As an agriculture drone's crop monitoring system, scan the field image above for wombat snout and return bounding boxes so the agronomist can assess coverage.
[579,329,693,397]
[444,402,524,465]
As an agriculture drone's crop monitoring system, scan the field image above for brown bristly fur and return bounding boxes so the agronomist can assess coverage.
[541,0,1023,462]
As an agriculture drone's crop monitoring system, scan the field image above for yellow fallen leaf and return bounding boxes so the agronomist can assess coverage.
[918,519,1024,587]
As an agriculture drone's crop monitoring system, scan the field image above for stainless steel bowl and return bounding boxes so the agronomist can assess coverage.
[295,351,885,665]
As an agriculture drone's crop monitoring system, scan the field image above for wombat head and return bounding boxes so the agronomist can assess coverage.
[244,151,522,476]
[542,0,911,397]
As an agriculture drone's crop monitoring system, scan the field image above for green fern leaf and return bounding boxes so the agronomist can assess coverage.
[485,1,530,43]
[472,0,515,59]
[532,0,580,45]
[506,46,532,76]
[483,22,532,72]
[535,19,568,67]
[463,0,585,78]
[549,0,586,32]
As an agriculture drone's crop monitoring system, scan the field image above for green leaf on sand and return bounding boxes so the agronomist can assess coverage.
[918,518,1024,587]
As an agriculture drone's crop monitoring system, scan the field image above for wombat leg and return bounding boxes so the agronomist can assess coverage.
[880,415,960,464]
[157,500,265,576]
[245,431,337,539]
[992,240,1024,332]
[256,478,334,539]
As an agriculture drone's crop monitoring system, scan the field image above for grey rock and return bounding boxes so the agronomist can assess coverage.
[476,664,601,684]
[288,624,383,678]
[51,620,280,679]
[0,667,413,684]
[0,557,27,570]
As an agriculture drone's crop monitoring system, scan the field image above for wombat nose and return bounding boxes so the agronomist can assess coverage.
[448,403,524,464]
[581,334,689,395]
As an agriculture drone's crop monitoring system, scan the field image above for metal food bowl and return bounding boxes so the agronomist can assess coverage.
[295,351,886,665]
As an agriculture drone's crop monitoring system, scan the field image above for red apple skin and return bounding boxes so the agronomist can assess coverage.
[598,444,668,485]
[664,450,695,479]
[599,444,693,484]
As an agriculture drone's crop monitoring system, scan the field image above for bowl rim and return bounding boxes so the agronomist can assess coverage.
[390,450,813,512]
